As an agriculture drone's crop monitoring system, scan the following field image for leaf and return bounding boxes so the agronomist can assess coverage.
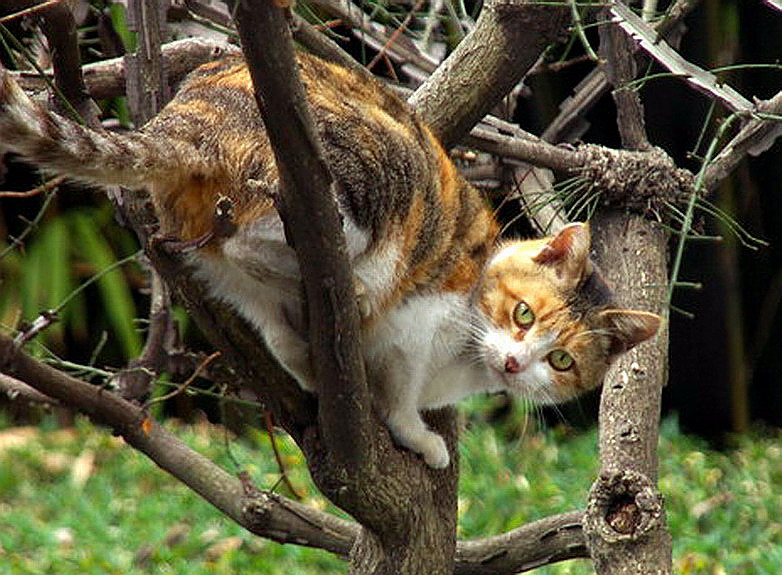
[21,235,45,324]
[70,212,141,358]
[39,218,74,325]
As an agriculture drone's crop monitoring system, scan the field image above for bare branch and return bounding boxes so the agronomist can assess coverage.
[599,4,651,150]
[610,2,752,114]
[455,511,587,574]
[125,0,170,123]
[0,333,356,555]
[410,0,569,148]
[311,0,439,74]
[542,0,702,143]
[0,372,58,406]
[703,89,782,193]
[227,0,371,474]
[11,37,239,100]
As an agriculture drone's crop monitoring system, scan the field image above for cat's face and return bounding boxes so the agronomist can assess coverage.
[472,223,661,405]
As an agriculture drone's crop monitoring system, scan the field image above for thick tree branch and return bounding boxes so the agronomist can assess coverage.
[11,37,239,100]
[227,0,372,479]
[455,510,587,574]
[584,5,673,572]
[410,0,569,148]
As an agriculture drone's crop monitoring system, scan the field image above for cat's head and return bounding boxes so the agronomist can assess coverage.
[472,222,661,404]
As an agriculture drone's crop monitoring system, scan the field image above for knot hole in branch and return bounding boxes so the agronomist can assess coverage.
[584,469,665,543]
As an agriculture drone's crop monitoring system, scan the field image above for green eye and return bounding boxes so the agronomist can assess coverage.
[512,301,535,328]
[548,349,574,371]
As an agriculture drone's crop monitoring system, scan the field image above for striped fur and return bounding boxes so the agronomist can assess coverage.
[0,54,660,468]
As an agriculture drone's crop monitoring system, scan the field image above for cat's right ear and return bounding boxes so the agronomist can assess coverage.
[600,309,663,354]
[531,222,591,286]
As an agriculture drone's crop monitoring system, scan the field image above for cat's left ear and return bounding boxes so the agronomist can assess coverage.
[600,309,663,354]
[532,222,592,286]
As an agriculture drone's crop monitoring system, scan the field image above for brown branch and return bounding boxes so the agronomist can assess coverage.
[0,333,356,555]
[598,6,650,151]
[115,269,175,400]
[703,89,782,193]
[0,332,589,574]
[584,6,673,571]
[410,0,569,148]
[467,126,577,174]
[0,372,58,406]
[227,0,371,474]
[11,38,240,100]
[0,0,65,22]
[125,0,169,124]
[0,174,63,197]
[455,511,587,574]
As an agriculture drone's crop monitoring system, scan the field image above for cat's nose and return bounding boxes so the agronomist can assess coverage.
[504,356,521,373]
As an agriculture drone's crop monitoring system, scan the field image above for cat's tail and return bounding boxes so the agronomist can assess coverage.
[0,66,194,188]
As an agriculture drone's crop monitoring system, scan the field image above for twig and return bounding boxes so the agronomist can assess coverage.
[0,0,67,23]
[144,350,221,408]
[312,0,439,73]
[263,409,303,500]
[0,175,63,197]
[366,0,427,71]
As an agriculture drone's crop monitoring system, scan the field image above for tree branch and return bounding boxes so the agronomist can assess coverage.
[11,37,239,100]
[410,0,569,148]
[227,0,372,479]
[0,372,58,406]
[0,330,591,573]
[703,89,782,193]
[542,0,701,144]
[0,333,356,555]
[584,4,673,572]
[125,0,169,124]
[454,510,587,574]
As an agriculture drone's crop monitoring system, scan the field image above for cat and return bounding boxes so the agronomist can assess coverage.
[0,51,661,468]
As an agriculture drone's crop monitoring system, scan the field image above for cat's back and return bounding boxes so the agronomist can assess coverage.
[149,52,498,299]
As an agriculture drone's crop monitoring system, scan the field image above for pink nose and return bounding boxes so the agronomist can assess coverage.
[504,356,521,373]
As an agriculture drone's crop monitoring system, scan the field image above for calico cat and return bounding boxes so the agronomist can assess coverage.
[0,51,661,468]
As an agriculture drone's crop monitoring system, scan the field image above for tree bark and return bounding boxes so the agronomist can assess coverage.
[587,215,672,574]
[584,8,673,573]
[409,0,569,149]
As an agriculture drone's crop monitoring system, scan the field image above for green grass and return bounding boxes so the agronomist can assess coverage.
[1,402,781,574]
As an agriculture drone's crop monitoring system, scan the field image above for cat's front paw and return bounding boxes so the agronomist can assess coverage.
[420,433,450,469]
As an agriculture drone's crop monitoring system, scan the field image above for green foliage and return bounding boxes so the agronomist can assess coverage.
[1,199,141,361]
[69,210,142,358]
[1,407,781,574]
